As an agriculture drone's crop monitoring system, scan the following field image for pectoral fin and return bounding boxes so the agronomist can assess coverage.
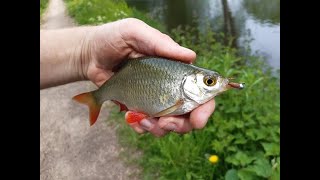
[126,111,147,124]
[152,99,184,117]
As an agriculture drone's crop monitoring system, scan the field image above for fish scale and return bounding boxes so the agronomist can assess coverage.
[100,57,193,115]
[73,57,244,126]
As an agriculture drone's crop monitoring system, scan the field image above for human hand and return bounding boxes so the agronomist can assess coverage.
[80,18,215,137]
[81,18,196,86]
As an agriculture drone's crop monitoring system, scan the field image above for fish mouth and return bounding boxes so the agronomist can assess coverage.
[227,82,245,89]
[222,77,245,90]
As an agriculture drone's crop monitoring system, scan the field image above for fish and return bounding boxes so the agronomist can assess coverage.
[72,56,244,126]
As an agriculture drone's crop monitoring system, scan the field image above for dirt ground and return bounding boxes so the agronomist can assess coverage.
[40,0,140,179]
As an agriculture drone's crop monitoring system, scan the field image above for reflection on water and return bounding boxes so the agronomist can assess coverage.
[125,0,280,70]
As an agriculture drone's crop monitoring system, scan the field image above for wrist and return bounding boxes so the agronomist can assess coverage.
[40,26,98,89]
[69,26,98,82]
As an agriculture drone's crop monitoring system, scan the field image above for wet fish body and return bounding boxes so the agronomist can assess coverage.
[73,57,243,126]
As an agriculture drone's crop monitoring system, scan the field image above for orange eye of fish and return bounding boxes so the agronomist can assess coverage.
[204,76,217,86]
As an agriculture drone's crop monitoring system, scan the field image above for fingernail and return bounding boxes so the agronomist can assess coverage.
[164,123,177,131]
[140,119,154,130]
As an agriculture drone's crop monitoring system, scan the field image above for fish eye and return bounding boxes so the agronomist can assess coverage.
[204,76,217,86]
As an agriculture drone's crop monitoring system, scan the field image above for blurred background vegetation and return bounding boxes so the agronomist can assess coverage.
[40,0,49,18]
[41,0,280,179]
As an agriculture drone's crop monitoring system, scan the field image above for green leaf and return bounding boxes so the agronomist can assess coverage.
[225,169,239,180]
[261,142,280,156]
[227,146,238,152]
[249,158,273,178]
[226,152,256,166]
[234,137,247,145]
[270,157,280,180]
[234,120,245,128]
[225,107,240,113]
[270,170,280,180]
[186,172,192,180]
[237,168,258,180]
[250,77,264,88]
[212,139,225,153]
[270,130,280,143]
[272,157,280,171]
[277,157,280,169]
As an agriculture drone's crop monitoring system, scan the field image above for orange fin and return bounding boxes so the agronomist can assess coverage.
[111,100,128,112]
[126,111,147,124]
[72,92,102,126]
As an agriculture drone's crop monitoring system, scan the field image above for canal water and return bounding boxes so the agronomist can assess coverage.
[125,0,280,70]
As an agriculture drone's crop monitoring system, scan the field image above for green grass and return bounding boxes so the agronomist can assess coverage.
[40,0,49,18]
[65,1,280,179]
[65,0,165,32]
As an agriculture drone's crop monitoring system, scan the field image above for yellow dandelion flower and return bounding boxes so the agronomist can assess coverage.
[209,155,219,164]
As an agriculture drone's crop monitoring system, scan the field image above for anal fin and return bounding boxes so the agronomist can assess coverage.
[111,100,129,112]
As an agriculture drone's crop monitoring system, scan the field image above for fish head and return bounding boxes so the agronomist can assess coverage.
[183,69,237,104]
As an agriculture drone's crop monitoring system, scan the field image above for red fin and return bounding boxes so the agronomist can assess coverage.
[72,92,102,126]
[111,100,129,112]
[126,111,147,124]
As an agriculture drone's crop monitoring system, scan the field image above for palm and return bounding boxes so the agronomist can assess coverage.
[87,48,146,87]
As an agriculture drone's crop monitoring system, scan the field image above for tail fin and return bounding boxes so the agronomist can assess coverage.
[72,92,102,126]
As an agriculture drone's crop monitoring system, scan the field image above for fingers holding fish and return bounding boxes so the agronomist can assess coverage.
[127,51,145,59]
[140,118,169,137]
[158,115,193,134]
[119,18,196,63]
[125,110,169,137]
[87,66,113,87]
[127,115,194,136]
[190,99,216,129]
[139,119,155,130]
[128,122,146,134]
[152,33,197,63]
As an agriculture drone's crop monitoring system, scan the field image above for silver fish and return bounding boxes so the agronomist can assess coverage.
[73,57,244,126]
